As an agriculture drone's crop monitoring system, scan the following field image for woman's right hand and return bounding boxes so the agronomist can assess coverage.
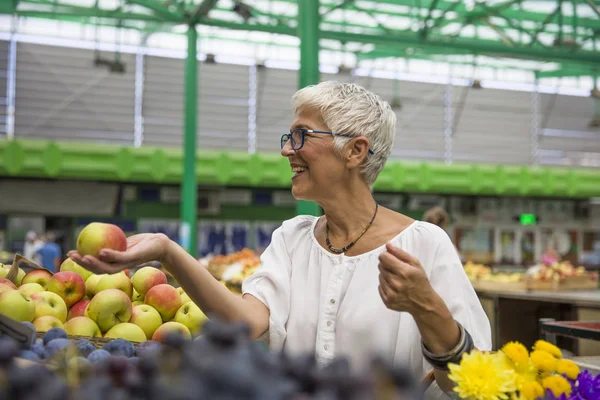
[67,233,172,275]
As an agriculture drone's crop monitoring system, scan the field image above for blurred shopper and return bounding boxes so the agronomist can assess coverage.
[36,232,61,272]
[70,81,490,396]
[422,206,450,231]
[23,231,43,264]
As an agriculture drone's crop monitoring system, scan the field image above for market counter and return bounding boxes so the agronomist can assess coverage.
[476,288,600,356]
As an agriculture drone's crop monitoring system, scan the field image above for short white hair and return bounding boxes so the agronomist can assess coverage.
[291,81,396,186]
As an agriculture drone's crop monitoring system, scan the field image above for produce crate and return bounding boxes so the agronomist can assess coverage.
[35,332,142,348]
[472,280,527,292]
[527,276,599,291]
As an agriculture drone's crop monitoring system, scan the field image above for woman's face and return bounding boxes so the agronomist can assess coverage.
[281,106,346,202]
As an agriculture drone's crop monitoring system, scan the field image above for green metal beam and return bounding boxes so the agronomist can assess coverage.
[296,0,322,217]
[192,17,600,65]
[16,9,166,22]
[126,0,184,22]
[191,0,220,22]
[181,24,198,257]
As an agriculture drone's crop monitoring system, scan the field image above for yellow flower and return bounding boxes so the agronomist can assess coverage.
[449,351,517,400]
[530,350,557,373]
[556,359,580,380]
[542,375,572,397]
[520,381,544,400]
[502,342,529,365]
[533,340,562,359]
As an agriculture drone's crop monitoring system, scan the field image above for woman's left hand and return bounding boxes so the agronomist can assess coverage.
[378,242,435,315]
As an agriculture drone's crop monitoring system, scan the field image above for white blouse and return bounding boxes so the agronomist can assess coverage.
[242,216,491,380]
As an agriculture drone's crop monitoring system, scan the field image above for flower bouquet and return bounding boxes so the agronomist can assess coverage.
[448,340,600,400]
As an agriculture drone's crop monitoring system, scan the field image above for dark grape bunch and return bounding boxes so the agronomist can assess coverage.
[0,321,422,400]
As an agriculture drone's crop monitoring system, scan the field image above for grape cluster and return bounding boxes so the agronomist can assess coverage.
[0,320,421,400]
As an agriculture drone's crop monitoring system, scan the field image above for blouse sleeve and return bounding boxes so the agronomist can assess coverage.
[241,223,293,351]
[427,226,492,352]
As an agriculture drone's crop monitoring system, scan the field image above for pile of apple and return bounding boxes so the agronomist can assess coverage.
[0,223,207,343]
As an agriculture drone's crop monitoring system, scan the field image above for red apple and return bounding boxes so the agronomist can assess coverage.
[131,267,167,297]
[47,271,85,307]
[152,321,191,342]
[21,269,53,290]
[0,278,17,290]
[144,284,181,322]
[76,222,127,258]
[68,299,91,320]
[31,291,68,322]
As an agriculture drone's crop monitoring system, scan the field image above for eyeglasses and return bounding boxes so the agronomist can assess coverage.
[280,128,375,154]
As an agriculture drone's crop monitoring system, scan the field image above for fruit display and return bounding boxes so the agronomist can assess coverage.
[201,248,261,293]
[0,259,207,343]
[0,319,421,400]
[526,261,599,291]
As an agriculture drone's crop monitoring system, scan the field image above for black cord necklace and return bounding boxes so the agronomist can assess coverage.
[326,202,379,254]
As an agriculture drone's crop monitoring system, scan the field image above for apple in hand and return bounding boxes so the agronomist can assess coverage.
[68,299,91,320]
[18,283,44,297]
[145,284,181,322]
[86,288,132,333]
[95,272,132,298]
[31,291,68,322]
[33,316,64,332]
[104,323,147,342]
[47,272,85,307]
[60,258,93,282]
[0,290,35,322]
[85,274,104,297]
[22,269,53,289]
[131,267,167,297]
[76,222,127,258]
[173,302,207,336]
[152,322,191,342]
[130,305,162,340]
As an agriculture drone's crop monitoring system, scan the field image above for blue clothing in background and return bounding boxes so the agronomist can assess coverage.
[36,243,61,273]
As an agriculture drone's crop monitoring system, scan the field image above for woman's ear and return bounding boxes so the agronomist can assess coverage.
[345,136,370,169]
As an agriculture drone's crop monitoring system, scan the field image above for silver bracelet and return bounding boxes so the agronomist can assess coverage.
[421,321,474,370]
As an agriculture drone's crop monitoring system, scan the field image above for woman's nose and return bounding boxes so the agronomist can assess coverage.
[281,138,295,157]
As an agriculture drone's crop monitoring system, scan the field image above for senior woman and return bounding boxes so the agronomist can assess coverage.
[68,81,491,397]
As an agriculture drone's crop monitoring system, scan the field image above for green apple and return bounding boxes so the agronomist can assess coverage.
[96,272,132,298]
[30,291,68,322]
[60,258,93,282]
[85,274,104,298]
[77,222,127,258]
[152,322,191,342]
[0,264,25,286]
[104,323,147,342]
[131,267,167,297]
[0,290,35,322]
[173,302,207,336]
[18,283,44,297]
[132,289,143,302]
[130,305,162,340]
[64,316,101,337]
[145,284,181,322]
[86,288,132,333]
[132,300,144,307]
[180,292,192,305]
[33,315,64,332]
[22,269,53,289]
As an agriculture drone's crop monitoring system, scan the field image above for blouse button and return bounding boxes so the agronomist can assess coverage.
[329,299,335,304]
[324,345,329,351]
[327,321,332,327]
[335,278,341,283]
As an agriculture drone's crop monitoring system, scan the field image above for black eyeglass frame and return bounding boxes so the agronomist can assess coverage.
[280,129,375,155]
